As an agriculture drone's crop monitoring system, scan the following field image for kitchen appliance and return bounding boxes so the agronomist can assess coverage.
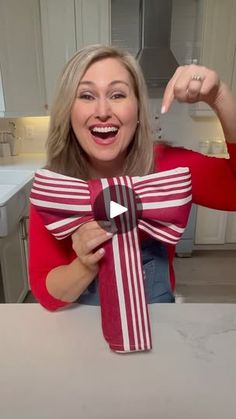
[111,0,179,88]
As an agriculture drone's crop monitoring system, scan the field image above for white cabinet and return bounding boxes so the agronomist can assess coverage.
[195,206,236,244]
[40,0,110,109]
[176,205,197,256]
[75,0,110,49]
[0,224,28,303]
[190,0,236,117]
[40,0,77,108]
[0,178,32,303]
[225,212,236,243]
[0,0,46,117]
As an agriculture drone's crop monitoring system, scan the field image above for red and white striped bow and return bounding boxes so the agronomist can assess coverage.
[30,167,192,353]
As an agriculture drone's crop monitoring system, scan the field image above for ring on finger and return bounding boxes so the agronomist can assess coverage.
[191,74,203,82]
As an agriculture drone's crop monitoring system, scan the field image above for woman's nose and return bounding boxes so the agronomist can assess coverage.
[95,98,112,120]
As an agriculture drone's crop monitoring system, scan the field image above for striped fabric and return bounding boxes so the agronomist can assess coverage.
[30,167,192,353]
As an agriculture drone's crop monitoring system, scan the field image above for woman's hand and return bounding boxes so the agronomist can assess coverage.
[71,221,113,274]
[161,64,224,113]
[161,64,236,142]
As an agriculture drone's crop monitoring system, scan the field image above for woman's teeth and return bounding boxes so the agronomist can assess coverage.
[91,126,119,139]
[92,126,118,133]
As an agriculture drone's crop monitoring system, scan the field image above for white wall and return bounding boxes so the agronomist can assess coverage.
[149,98,224,151]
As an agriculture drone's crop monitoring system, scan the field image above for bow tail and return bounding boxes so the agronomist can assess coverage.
[98,227,152,353]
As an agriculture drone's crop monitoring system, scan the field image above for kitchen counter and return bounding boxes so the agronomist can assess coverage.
[0,303,236,419]
[0,153,46,205]
[0,153,46,170]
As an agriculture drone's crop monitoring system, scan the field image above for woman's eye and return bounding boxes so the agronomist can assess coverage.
[110,92,126,100]
[78,93,94,100]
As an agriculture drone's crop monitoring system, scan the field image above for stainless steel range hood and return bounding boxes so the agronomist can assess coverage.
[111,0,178,88]
[137,0,179,88]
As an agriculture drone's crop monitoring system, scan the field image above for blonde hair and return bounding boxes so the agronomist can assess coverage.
[46,44,154,179]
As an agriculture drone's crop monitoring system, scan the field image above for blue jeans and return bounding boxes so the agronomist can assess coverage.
[77,239,175,305]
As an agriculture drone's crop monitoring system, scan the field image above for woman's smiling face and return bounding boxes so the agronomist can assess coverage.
[71,57,139,176]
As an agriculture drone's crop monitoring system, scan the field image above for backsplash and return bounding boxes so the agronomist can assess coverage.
[0,117,49,154]
[0,100,224,155]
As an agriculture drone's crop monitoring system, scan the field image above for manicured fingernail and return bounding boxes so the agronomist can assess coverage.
[106,232,113,237]
[161,105,166,114]
[99,248,105,255]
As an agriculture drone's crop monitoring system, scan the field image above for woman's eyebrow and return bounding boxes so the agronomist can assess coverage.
[109,80,130,87]
[78,80,130,87]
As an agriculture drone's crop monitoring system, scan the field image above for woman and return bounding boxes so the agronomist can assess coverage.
[29,45,236,311]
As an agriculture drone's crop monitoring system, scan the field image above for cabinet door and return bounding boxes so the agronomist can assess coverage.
[176,204,197,256]
[40,0,77,109]
[225,212,236,243]
[0,0,46,117]
[0,227,28,303]
[195,206,228,244]
[230,43,236,95]
[190,0,236,117]
[40,0,110,109]
[75,0,110,49]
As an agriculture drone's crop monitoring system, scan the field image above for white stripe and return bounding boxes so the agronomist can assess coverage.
[138,186,192,198]
[46,216,83,230]
[134,175,191,190]
[138,195,192,210]
[36,169,86,183]
[138,224,178,244]
[30,198,91,212]
[135,176,191,189]
[135,172,191,183]
[51,220,91,238]
[31,187,89,200]
[53,226,79,237]
[149,219,185,233]
[35,177,86,187]
[138,219,181,241]
[33,182,89,194]
[132,167,190,183]
[124,176,151,349]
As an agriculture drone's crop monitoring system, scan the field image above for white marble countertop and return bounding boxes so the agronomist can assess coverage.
[0,153,46,205]
[0,303,236,419]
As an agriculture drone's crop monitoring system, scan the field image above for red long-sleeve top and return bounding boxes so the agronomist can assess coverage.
[28,143,236,311]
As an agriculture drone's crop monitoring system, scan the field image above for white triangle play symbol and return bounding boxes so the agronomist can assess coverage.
[110,200,128,219]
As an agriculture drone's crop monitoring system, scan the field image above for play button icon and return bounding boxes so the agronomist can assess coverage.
[92,184,142,234]
[110,200,128,219]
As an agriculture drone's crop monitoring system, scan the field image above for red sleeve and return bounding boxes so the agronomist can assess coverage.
[28,204,77,311]
[155,142,236,210]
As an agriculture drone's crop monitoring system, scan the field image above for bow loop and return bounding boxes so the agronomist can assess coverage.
[30,169,93,239]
